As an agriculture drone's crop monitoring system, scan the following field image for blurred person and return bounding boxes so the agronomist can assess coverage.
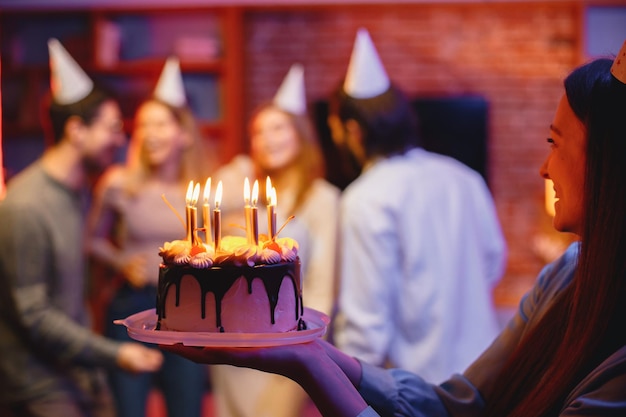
[86,57,213,417]
[0,39,163,417]
[164,39,626,417]
[330,28,507,384]
[210,63,341,417]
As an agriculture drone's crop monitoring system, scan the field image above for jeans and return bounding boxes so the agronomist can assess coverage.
[105,283,208,417]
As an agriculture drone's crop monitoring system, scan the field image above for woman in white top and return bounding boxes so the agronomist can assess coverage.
[211,67,341,417]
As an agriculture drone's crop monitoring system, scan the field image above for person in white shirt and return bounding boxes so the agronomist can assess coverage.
[330,28,507,383]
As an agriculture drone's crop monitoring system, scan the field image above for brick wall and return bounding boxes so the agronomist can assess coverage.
[242,2,585,307]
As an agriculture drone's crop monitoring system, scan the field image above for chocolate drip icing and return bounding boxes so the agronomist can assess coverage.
[156,258,302,332]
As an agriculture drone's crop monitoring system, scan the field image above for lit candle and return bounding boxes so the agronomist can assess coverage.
[185,180,194,242]
[243,177,252,244]
[203,177,212,244]
[214,181,223,251]
[250,179,259,246]
[0,56,4,200]
[266,176,277,240]
[191,182,200,246]
[272,187,278,235]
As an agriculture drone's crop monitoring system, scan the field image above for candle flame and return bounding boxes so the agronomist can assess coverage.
[272,187,277,207]
[203,177,211,204]
[266,176,272,204]
[244,177,250,205]
[192,182,200,205]
[215,180,223,209]
[185,180,194,204]
[251,180,259,207]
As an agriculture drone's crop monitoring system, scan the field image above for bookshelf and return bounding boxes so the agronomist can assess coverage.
[0,6,244,166]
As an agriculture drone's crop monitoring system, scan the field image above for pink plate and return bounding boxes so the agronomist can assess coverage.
[114,307,329,347]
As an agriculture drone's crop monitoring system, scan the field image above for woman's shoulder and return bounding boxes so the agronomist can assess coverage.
[98,164,130,189]
[309,178,341,199]
[214,154,254,180]
[536,241,580,290]
[93,165,133,201]
[519,242,580,322]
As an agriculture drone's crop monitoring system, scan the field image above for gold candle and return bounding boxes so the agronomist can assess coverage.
[266,177,276,240]
[185,180,194,242]
[250,179,259,246]
[244,177,252,244]
[191,182,200,246]
[214,181,223,251]
[203,177,212,244]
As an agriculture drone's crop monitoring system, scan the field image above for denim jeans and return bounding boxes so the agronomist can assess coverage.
[105,283,208,417]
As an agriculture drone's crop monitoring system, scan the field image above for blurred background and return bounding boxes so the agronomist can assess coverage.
[1,0,626,321]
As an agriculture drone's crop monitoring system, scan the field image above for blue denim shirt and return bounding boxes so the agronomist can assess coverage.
[354,242,626,416]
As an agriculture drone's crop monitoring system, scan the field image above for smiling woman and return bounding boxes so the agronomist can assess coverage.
[539,95,587,235]
[209,63,341,417]
[86,57,213,417]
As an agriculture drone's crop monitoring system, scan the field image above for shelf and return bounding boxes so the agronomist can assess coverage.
[89,59,224,75]
[0,7,244,161]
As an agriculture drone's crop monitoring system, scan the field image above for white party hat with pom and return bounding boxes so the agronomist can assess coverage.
[273,63,306,115]
[343,28,390,99]
[48,38,94,105]
[610,40,626,84]
[154,57,187,107]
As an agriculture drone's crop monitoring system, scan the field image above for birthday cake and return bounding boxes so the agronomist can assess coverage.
[156,235,304,333]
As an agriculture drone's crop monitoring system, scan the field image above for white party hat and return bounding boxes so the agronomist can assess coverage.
[154,56,187,107]
[273,63,306,115]
[610,40,626,84]
[343,28,390,99]
[48,38,94,105]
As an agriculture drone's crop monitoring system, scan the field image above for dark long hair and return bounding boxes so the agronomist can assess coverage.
[483,58,626,417]
[328,83,421,159]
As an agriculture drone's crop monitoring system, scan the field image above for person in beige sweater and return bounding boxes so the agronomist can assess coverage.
[211,63,341,417]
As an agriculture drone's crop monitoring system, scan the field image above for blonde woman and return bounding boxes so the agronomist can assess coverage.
[211,64,341,417]
[87,59,214,417]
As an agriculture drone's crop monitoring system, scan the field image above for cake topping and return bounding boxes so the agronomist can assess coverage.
[159,235,298,269]
[161,176,299,269]
[188,251,214,269]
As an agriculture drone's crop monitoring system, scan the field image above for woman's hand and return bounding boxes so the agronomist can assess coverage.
[161,339,369,417]
[119,254,149,288]
[161,338,325,381]
[117,342,163,373]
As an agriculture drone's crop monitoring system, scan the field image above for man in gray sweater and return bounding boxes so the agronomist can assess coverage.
[0,39,163,417]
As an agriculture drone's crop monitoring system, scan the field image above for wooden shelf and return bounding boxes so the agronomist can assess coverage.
[0,6,244,162]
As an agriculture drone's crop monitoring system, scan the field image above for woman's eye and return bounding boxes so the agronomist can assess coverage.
[547,137,555,146]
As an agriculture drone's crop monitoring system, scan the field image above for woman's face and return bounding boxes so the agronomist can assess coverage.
[540,94,587,236]
[134,101,187,168]
[250,107,301,171]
